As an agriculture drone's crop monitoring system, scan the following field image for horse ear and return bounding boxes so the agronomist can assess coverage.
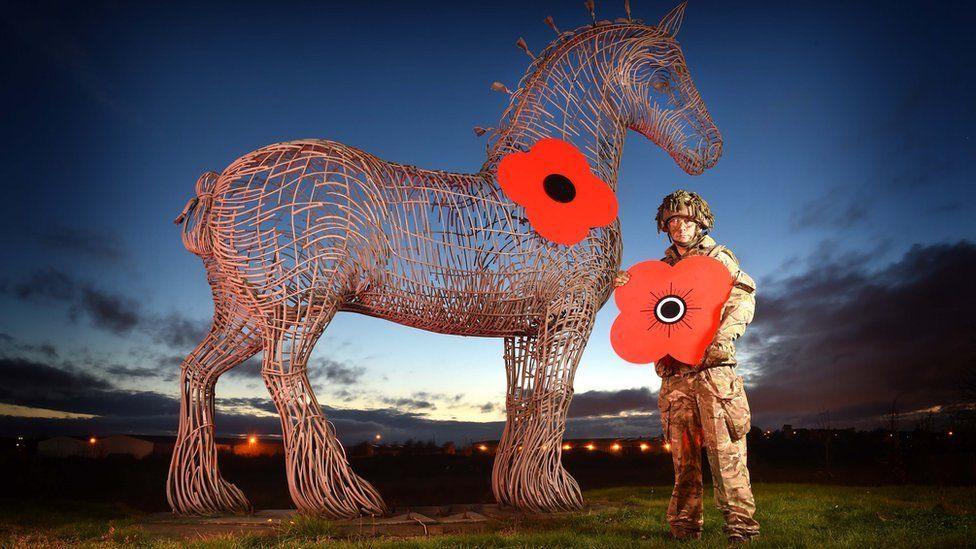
[657,2,687,37]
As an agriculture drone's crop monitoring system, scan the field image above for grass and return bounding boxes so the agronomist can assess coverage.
[1,484,974,547]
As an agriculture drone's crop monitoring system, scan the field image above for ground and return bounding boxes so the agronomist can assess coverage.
[2,484,974,547]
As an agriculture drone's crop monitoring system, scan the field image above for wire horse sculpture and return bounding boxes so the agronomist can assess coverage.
[168,2,722,518]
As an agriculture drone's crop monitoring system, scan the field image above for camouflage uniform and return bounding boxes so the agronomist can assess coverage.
[656,231,760,540]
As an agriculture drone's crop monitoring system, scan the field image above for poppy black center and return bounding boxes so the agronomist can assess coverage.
[543,174,576,203]
[654,295,686,325]
[660,300,681,319]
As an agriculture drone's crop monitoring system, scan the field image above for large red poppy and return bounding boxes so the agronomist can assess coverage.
[497,138,618,246]
[611,256,733,366]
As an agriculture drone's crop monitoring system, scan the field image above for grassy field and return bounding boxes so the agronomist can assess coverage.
[2,484,974,548]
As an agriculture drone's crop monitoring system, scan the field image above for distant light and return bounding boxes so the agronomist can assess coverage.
[585,443,595,451]
[248,436,258,445]
[610,443,621,452]
[478,444,488,451]
[375,434,382,441]
[639,443,649,452]
[948,431,954,437]
[562,443,572,451]
[89,437,97,445]
[664,442,671,452]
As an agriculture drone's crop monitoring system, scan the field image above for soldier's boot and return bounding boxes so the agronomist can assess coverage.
[670,528,702,541]
[728,533,755,545]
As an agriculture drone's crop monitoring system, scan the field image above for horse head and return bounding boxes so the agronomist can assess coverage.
[618,3,723,175]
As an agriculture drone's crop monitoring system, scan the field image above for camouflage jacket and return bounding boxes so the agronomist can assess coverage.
[655,235,757,378]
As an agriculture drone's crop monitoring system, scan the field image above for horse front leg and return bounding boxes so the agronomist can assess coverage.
[493,294,598,512]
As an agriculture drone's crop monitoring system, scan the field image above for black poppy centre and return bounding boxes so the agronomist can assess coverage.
[653,295,687,325]
[543,173,577,203]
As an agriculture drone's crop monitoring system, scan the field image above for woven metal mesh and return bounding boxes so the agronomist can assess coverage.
[168,4,721,518]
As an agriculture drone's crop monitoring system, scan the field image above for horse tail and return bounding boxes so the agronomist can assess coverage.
[173,171,219,257]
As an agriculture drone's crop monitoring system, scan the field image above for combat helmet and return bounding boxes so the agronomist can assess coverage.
[655,190,715,234]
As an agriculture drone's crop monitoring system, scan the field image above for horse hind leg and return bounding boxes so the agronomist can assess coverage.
[260,294,387,518]
[167,261,262,515]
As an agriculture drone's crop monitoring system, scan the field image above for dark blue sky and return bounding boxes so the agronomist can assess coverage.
[1,1,974,442]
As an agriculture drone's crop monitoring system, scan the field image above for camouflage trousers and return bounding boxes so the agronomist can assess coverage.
[658,365,760,538]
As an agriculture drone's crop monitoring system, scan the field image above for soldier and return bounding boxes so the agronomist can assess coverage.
[615,190,760,543]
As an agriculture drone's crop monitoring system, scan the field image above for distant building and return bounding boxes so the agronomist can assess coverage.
[232,437,283,457]
[38,436,96,458]
[97,435,154,458]
[38,435,164,459]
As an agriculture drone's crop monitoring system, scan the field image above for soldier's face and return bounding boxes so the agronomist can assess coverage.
[667,216,699,246]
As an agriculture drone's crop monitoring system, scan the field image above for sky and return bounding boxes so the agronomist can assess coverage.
[1,0,974,443]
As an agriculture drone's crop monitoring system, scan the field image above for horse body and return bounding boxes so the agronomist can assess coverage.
[212,139,620,338]
[169,4,722,518]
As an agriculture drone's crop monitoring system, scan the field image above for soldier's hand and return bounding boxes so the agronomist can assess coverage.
[613,271,631,288]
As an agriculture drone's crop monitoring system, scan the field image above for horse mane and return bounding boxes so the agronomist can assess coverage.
[515,20,661,91]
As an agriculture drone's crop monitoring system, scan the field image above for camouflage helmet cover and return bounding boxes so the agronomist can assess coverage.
[655,190,715,233]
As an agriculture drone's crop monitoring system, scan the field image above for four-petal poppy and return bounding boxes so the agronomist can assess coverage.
[610,256,733,366]
[497,138,618,246]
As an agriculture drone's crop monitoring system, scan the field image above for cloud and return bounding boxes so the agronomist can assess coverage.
[380,396,436,412]
[1,270,368,388]
[876,81,974,191]
[7,268,76,301]
[0,356,174,417]
[216,397,278,415]
[75,287,141,334]
[789,190,868,231]
[568,387,658,418]
[2,267,206,346]
[0,338,664,442]
[31,225,128,263]
[225,355,263,379]
[741,240,976,429]
[103,365,161,379]
[150,313,210,349]
[319,359,365,386]
[0,332,58,359]
[8,242,972,440]
[1,269,142,336]
[332,389,357,403]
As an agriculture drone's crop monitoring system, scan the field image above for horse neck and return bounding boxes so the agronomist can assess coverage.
[480,36,629,191]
